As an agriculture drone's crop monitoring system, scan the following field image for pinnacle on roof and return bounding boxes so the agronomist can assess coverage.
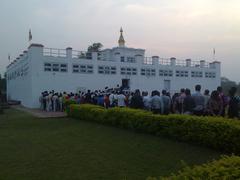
[118,27,125,47]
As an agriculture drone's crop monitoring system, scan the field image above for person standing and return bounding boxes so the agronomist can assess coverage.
[203,89,211,115]
[109,91,116,107]
[39,92,44,110]
[192,85,205,116]
[130,89,144,109]
[59,93,63,112]
[47,92,52,112]
[52,93,58,112]
[217,86,229,117]
[228,87,240,119]
[183,89,195,115]
[143,91,151,110]
[174,89,186,114]
[85,90,92,104]
[149,90,164,114]
[117,91,126,107]
[208,90,223,116]
[104,94,110,108]
[161,90,171,115]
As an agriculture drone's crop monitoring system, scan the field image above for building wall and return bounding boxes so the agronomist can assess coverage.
[6,52,33,107]
[6,44,221,108]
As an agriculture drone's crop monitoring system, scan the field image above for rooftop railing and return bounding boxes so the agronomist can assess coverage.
[72,50,92,59]
[7,45,216,69]
[43,48,66,57]
[159,58,172,66]
[144,57,210,68]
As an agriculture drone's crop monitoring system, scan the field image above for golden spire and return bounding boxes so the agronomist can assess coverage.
[118,27,125,47]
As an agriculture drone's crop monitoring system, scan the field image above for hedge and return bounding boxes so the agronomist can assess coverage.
[64,99,77,114]
[147,155,240,180]
[67,104,240,154]
[67,104,240,179]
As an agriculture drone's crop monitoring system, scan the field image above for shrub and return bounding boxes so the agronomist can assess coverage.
[147,155,240,180]
[67,104,240,154]
[64,99,77,114]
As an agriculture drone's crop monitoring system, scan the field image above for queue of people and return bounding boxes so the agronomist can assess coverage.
[39,85,240,119]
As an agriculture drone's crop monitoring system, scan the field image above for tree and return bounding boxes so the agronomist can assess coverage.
[87,43,103,52]
[221,77,238,95]
[0,73,6,92]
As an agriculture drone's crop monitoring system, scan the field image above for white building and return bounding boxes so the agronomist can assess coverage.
[6,28,221,108]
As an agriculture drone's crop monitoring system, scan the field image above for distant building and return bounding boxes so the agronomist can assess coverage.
[6,28,220,108]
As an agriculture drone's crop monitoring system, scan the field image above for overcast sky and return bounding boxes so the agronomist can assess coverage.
[0,0,239,82]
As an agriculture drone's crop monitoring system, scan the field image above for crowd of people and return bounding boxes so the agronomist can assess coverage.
[39,84,240,119]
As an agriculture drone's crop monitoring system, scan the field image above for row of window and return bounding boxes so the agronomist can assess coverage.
[120,57,136,63]
[205,72,216,78]
[44,63,68,72]
[120,67,137,75]
[43,63,216,78]
[98,66,116,74]
[7,64,29,80]
[73,64,93,74]
[141,68,156,76]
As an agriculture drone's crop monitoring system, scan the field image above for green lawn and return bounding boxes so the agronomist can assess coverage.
[0,109,223,180]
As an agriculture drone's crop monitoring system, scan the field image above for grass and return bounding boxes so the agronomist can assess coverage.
[0,109,223,180]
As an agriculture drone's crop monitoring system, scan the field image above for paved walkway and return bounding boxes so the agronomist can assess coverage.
[13,105,67,118]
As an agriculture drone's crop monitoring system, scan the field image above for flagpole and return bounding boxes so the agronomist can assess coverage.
[29,29,32,47]
[213,48,216,61]
[8,54,10,63]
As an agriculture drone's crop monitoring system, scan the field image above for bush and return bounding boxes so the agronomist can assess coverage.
[147,155,240,180]
[67,104,240,154]
[64,99,77,114]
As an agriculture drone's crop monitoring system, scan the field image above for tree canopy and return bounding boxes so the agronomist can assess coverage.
[221,77,240,95]
[87,43,103,52]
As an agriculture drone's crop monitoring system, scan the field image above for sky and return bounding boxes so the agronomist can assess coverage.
[0,0,239,82]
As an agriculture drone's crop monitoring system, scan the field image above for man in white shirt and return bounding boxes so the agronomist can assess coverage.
[52,93,58,112]
[149,90,164,114]
[117,91,126,107]
[142,91,150,110]
[109,91,115,107]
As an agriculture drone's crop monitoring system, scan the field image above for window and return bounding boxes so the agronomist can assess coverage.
[141,68,156,76]
[60,64,68,72]
[121,56,135,63]
[121,67,137,75]
[97,52,106,61]
[176,70,188,77]
[44,63,68,72]
[127,57,135,63]
[98,66,116,75]
[191,71,203,78]
[72,64,93,74]
[121,67,126,75]
[159,70,173,77]
[52,64,59,72]
[205,72,216,78]
[44,63,52,72]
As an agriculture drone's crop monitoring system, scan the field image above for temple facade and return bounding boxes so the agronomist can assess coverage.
[6,28,221,108]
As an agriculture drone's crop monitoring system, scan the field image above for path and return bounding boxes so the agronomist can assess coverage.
[12,105,67,118]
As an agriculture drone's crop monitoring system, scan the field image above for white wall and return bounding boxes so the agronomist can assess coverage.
[6,51,32,107]
[7,44,221,108]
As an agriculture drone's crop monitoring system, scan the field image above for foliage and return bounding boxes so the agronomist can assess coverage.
[221,77,240,95]
[147,155,240,180]
[68,104,240,154]
[87,42,103,52]
[64,99,77,114]
[0,75,6,92]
